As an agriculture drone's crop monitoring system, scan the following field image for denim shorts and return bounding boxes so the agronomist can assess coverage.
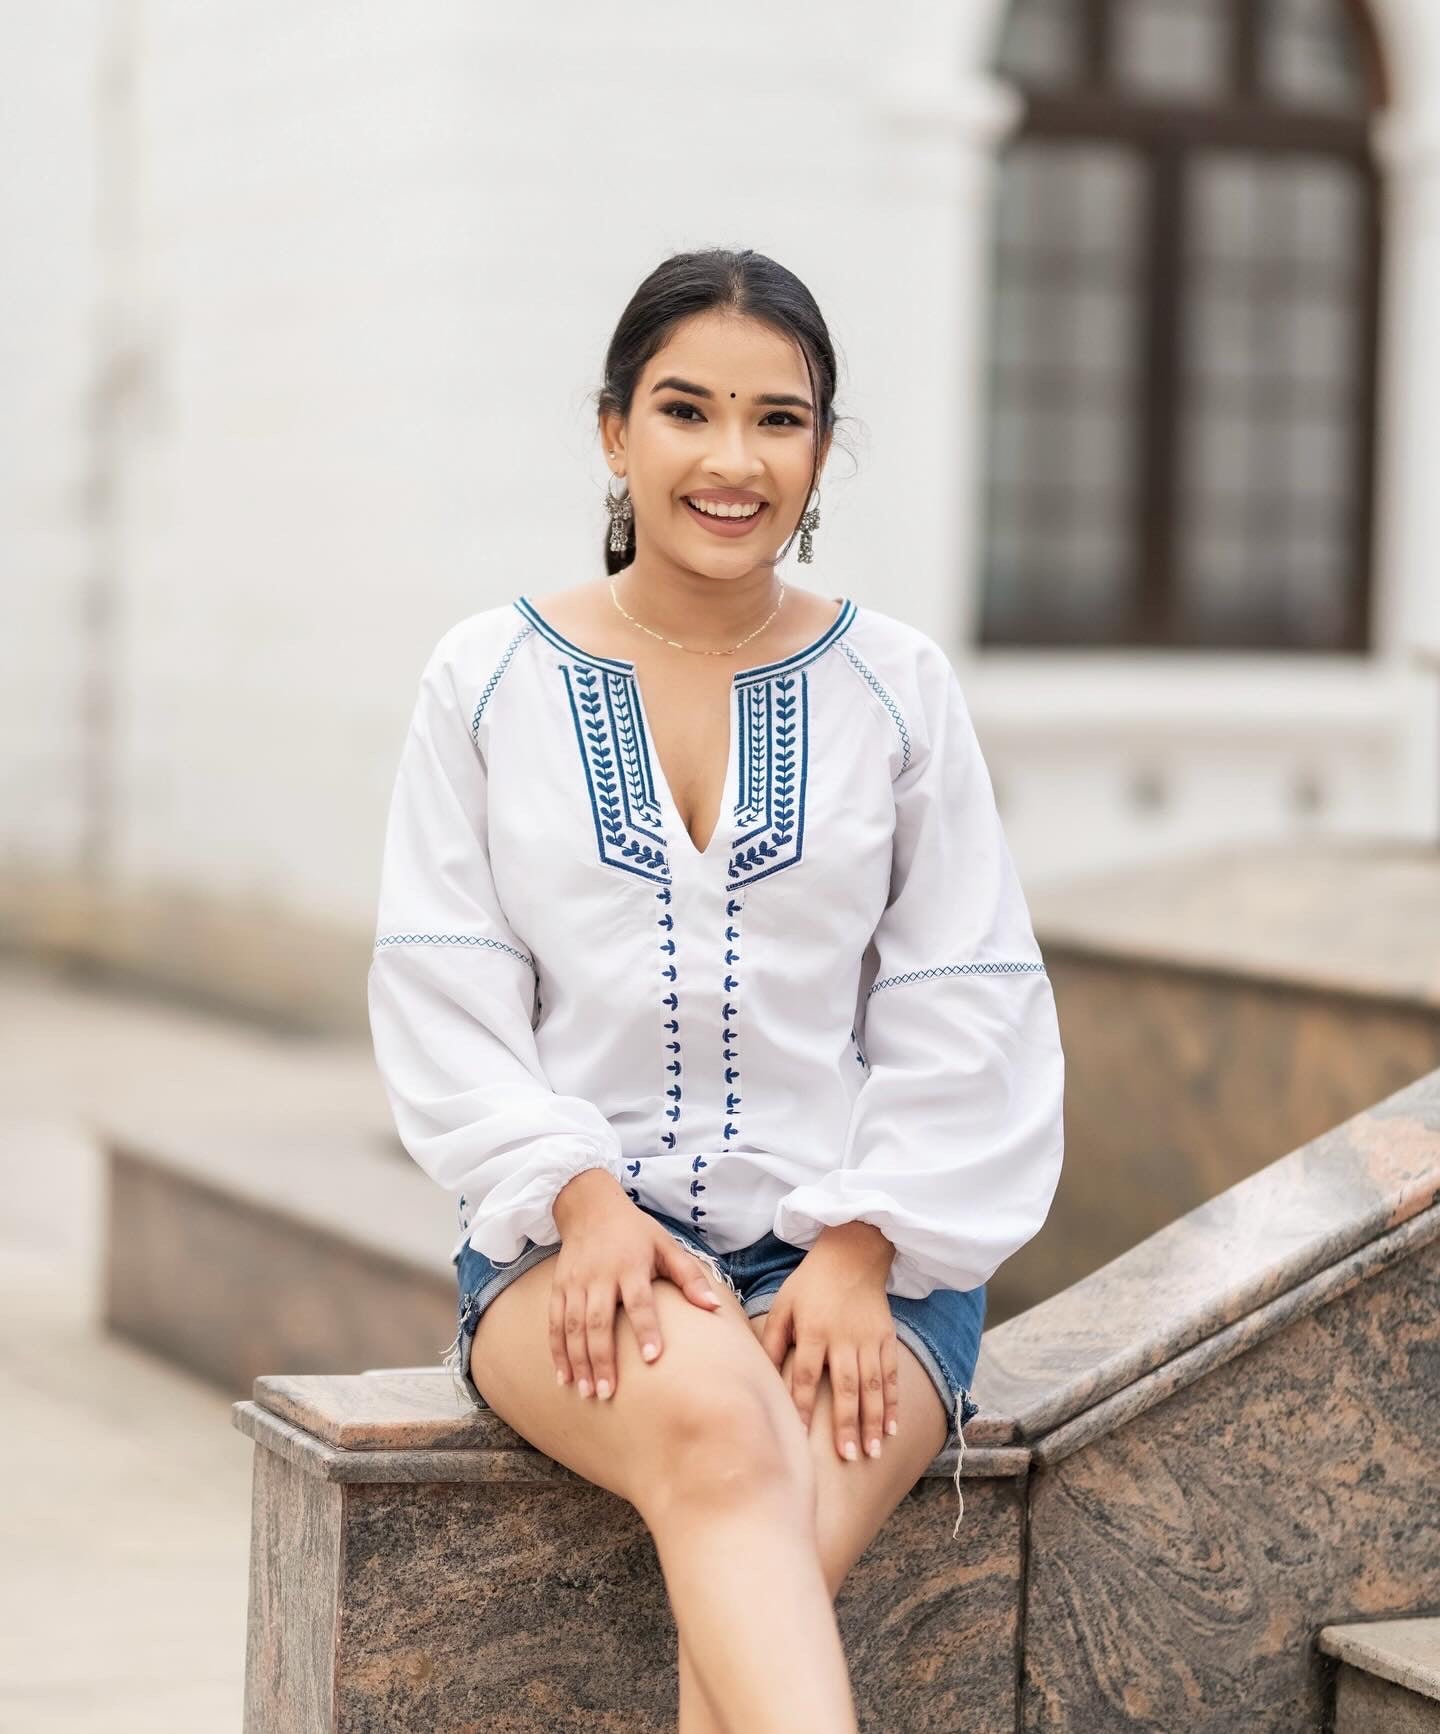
[442,1205,985,1538]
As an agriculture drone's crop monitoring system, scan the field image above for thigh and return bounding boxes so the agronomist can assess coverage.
[469,1251,810,1508]
[745,1312,948,1593]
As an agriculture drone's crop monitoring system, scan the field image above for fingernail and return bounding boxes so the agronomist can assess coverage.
[596,1379,612,1399]
[703,1289,720,1304]
[886,1418,897,1436]
[578,1378,592,1397]
[844,1441,858,1461]
[641,1342,659,1362]
[556,1368,566,1386]
[867,1439,881,1458]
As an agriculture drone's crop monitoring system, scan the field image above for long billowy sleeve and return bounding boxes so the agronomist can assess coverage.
[367,628,627,1263]
[772,641,1065,1299]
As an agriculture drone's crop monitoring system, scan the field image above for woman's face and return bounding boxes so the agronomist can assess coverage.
[603,309,830,582]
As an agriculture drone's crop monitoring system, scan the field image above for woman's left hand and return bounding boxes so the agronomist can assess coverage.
[757,1222,899,1463]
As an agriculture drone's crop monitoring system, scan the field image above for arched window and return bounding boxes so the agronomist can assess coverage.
[978,0,1387,651]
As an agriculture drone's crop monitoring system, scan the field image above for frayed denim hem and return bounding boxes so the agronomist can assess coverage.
[656,1223,743,1300]
[440,1313,481,1411]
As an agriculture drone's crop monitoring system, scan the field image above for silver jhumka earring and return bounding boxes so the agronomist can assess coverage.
[797,501,820,564]
[605,466,633,556]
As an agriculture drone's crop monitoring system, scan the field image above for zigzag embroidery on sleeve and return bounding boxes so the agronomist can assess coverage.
[374,933,535,970]
[838,640,911,773]
[868,960,1047,996]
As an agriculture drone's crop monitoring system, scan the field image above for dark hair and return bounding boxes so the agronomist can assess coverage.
[594,248,851,576]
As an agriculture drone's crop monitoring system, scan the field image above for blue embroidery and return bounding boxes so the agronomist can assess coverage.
[564,662,671,884]
[374,932,534,968]
[727,671,809,888]
[657,882,684,1150]
[869,961,1048,996]
[472,623,531,738]
[511,595,859,1238]
[838,640,911,773]
[689,1148,708,1234]
[516,595,855,890]
[713,892,745,1196]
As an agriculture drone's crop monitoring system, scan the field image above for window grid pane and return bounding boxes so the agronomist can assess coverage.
[1175,148,1364,647]
[1262,0,1367,112]
[980,0,1377,650]
[994,0,1086,88]
[980,140,1147,641]
[1110,0,1233,100]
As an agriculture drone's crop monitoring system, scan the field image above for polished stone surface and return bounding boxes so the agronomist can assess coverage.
[1020,1229,1440,1730]
[235,1389,1028,1732]
[976,1063,1440,1439]
[992,840,1440,1320]
[1028,838,1440,1007]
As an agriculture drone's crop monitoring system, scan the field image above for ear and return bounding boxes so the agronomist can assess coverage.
[598,407,626,469]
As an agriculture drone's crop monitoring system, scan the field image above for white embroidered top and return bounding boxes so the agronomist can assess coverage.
[367,593,1065,1300]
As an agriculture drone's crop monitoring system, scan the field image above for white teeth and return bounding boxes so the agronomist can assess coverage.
[686,497,762,519]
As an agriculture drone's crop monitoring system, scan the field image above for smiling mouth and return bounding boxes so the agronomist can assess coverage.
[682,497,769,524]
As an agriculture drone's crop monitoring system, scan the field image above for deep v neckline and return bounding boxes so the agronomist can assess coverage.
[628,675,738,861]
[513,593,858,867]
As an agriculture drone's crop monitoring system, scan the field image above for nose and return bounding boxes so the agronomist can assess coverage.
[704,418,762,482]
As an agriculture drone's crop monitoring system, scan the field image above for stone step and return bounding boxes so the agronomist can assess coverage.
[1320,1619,1440,1732]
[98,1092,461,1394]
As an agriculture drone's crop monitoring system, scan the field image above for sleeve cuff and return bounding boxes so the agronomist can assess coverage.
[464,1139,628,1263]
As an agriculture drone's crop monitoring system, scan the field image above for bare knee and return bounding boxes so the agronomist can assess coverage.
[639,1379,817,1523]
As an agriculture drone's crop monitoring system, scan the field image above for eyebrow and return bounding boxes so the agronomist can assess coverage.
[650,375,814,413]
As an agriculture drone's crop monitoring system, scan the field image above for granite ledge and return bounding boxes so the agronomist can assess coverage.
[231,1394,1035,1487]
[974,1063,1440,1439]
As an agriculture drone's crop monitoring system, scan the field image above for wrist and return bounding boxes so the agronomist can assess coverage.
[552,1164,625,1235]
[814,1219,894,1278]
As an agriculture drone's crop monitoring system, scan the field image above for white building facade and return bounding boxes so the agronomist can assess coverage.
[1,0,1437,994]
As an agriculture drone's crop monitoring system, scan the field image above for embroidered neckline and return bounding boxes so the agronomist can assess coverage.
[512,593,858,686]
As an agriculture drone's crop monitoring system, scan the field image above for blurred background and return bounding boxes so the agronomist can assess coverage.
[3,0,1438,1725]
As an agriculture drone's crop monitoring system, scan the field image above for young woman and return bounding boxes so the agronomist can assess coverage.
[368,248,1065,1734]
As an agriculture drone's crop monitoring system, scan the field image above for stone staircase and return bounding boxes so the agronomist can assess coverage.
[232,1064,1440,1731]
[1319,1618,1440,1731]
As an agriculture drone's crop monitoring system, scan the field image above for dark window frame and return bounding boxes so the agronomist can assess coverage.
[979,0,1388,652]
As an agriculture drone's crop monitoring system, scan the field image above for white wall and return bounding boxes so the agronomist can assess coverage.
[0,1,106,872]
[0,0,1435,945]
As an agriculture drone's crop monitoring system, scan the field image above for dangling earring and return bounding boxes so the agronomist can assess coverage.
[798,500,820,564]
[605,463,633,556]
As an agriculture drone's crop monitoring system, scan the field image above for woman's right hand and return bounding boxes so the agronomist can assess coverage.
[549,1168,725,1401]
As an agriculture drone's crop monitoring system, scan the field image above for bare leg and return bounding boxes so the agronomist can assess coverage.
[633,1427,857,1734]
[674,1312,950,1733]
[467,1254,857,1734]
[678,1633,726,1734]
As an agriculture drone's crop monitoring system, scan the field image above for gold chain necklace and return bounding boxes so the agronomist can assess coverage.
[608,578,786,657]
